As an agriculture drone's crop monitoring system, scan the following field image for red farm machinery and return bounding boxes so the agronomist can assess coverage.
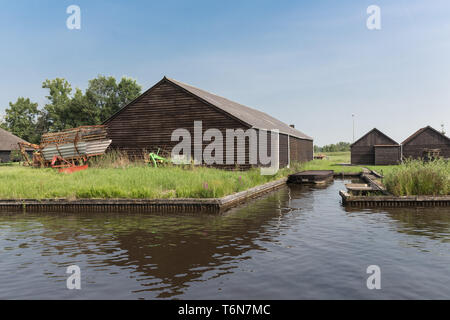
[18,125,112,173]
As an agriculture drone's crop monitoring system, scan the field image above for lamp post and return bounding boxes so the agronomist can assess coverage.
[352,114,355,143]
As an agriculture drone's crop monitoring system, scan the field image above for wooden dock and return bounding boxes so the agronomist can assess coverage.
[288,170,334,184]
[345,183,375,195]
[340,190,450,207]
[339,169,450,207]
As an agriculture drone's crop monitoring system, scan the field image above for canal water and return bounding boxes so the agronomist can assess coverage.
[0,179,449,299]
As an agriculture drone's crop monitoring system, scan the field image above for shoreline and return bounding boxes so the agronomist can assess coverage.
[1,172,448,212]
[0,177,288,214]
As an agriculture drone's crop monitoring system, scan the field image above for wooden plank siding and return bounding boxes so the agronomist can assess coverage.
[351,128,399,165]
[402,126,450,159]
[279,133,289,168]
[106,81,250,167]
[0,151,10,163]
[292,137,313,163]
[374,145,401,165]
[104,79,313,169]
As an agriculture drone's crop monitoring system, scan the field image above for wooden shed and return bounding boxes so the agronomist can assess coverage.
[0,128,31,163]
[402,126,450,160]
[351,128,400,165]
[104,77,313,168]
[374,145,401,165]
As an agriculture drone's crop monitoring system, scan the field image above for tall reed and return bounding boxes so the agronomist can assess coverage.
[383,159,449,196]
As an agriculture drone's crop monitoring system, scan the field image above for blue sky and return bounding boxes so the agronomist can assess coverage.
[0,0,449,145]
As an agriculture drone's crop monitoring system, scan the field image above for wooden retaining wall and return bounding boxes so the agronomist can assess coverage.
[340,191,450,207]
[0,178,288,214]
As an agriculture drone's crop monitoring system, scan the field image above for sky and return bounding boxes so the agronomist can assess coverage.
[0,0,449,146]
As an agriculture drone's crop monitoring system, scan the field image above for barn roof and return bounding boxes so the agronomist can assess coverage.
[0,127,30,151]
[104,77,312,141]
[165,77,312,140]
[351,128,399,147]
[402,125,450,145]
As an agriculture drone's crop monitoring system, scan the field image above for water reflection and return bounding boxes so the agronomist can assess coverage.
[1,190,297,298]
[345,206,450,242]
[0,180,449,299]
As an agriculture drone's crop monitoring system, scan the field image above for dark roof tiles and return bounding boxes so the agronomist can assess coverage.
[165,77,312,140]
[0,128,30,151]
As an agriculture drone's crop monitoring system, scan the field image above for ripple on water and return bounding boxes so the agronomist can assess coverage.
[0,180,449,299]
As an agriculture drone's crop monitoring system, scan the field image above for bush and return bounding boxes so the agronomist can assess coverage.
[383,159,449,196]
[9,150,22,162]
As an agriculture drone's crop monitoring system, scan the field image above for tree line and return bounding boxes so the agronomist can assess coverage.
[0,75,142,144]
[314,142,351,153]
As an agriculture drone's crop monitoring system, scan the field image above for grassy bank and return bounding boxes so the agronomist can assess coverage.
[302,152,365,173]
[0,163,304,200]
[381,159,449,196]
[0,151,369,200]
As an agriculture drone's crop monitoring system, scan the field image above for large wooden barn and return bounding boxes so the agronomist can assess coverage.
[0,128,30,163]
[402,126,450,160]
[104,77,313,168]
[351,128,400,165]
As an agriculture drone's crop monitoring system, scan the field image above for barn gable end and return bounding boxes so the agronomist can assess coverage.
[105,79,250,162]
[402,126,450,159]
[104,77,314,168]
[351,128,399,165]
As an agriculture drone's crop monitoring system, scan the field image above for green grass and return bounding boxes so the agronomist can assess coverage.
[307,151,365,173]
[381,159,449,196]
[0,163,307,200]
[0,162,20,167]
[365,165,398,177]
[0,151,384,200]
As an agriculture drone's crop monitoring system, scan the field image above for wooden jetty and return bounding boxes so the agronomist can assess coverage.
[340,191,450,207]
[288,170,334,184]
[340,169,450,207]
[345,183,375,195]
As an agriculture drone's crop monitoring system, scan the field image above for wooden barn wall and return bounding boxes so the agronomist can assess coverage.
[106,80,254,168]
[105,80,302,169]
[353,130,396,147]
[374,146,401,165]
[289,137,313,163]
[279,133,289,168]
[351,146,374,165]
[351,130,398,165]
[402,129,450,159]
[0,151,10,163]
[250,132,313,168]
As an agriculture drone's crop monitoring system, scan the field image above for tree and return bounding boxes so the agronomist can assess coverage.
[85,75,141,123]
[42,78,73,132]
[3,97,40,143]
[65,88,96,128]
[314,145,321,153]
[315,142,351,153]
[5,75,142,139]
[117,77,142,111]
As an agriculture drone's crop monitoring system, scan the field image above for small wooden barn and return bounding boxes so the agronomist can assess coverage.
[402,126,450,160]
[0,128,31,163]
[104,77,313,168]
[351,128,400,165]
